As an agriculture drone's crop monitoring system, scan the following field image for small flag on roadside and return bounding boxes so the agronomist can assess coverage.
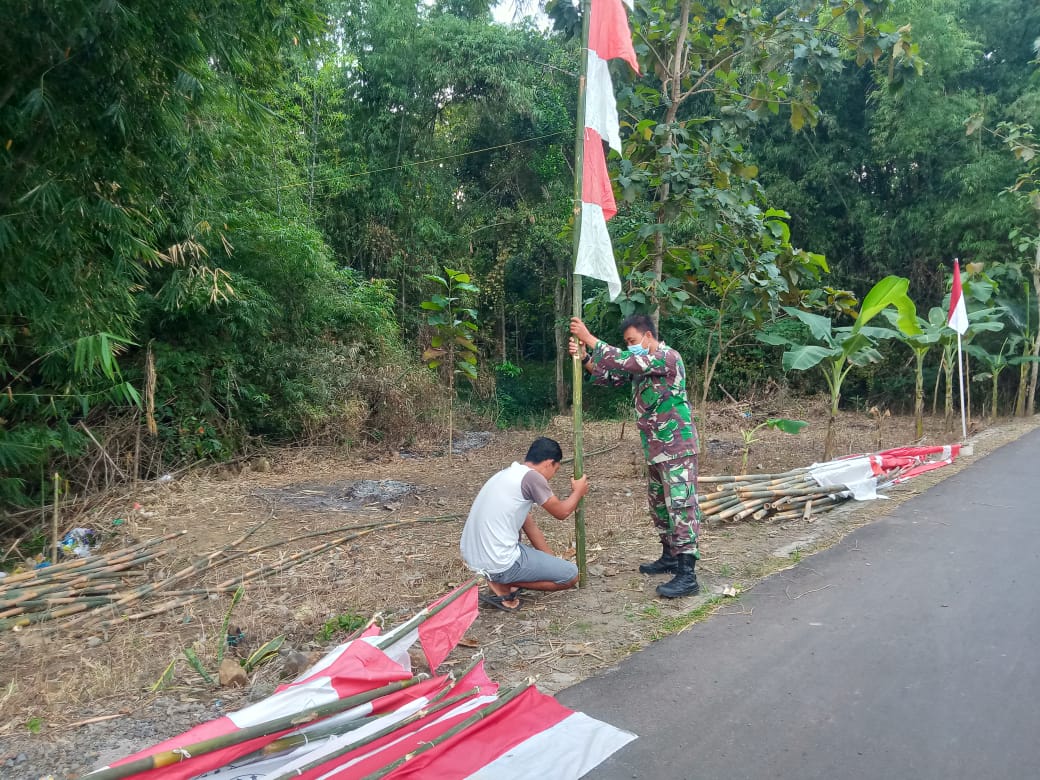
[947,259,969,335]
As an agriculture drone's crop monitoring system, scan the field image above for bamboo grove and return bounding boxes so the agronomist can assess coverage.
[2,0,1039,523]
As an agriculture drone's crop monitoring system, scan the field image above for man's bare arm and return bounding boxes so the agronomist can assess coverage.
[522,514,553,554]
[540,475,590,521]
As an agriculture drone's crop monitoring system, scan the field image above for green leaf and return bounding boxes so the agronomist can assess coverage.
[217,586,245,665]
[151,658,178,691]
[243,636,285,673]
[183,648,214,685]
[764,418,809,435]
[855,276,919,334]
[781,306,834,343]
[782,345,840,371]
[756,331,794,347]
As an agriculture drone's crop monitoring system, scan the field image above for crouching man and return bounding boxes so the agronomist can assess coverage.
[460,437,589,612]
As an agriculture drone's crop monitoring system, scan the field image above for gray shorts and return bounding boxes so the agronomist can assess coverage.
[488,545,578,586]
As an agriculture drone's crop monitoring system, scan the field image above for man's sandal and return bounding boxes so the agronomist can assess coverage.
[479,591,521,613]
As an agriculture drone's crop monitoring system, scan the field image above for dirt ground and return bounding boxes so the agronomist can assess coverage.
[2,397,1038,778]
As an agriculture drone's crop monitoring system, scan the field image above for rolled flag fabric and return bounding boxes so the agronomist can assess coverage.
[947,260,969,335]
[575,0,639,301]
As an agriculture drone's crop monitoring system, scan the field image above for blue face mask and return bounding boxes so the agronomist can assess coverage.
[627,338,649,356]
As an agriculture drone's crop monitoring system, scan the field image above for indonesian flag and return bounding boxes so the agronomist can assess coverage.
[947,260,969,335]
[418,581,479,671]
[94,585,637,779]
[99,639,421,780]
[574,0,639,301]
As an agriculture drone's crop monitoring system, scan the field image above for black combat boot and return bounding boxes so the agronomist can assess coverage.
[639,542,678,575]
[656,554,699,598]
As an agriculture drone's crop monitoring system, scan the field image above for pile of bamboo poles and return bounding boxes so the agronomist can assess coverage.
[699,468,845,523]
[0,514,462,633]
[0,531,184,630]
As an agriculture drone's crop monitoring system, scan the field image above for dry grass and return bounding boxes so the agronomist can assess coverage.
[1,402,1037,736]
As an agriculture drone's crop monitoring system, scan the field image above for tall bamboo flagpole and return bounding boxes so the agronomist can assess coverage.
[570,0,592,588]
[956,332,968,439]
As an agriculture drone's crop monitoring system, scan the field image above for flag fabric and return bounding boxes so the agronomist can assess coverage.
[100,639,419,780]
[575,0,639,301]
[94,587,636,780]
[418,581,479,671]
[948,260,969,335]
[807,445,963,502]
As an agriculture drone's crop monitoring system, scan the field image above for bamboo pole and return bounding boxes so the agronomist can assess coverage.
[0,532,184,589]
[85,676,430,780]
[51,472,60,564]
[361,683,532,780]
[267,688,482,780]
[570,0,592,588]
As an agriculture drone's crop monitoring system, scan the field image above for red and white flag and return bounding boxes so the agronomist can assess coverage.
[100,639,420,780]
[947,259,969,335]
[96,586,636,779]
[575,0,639,301]
[418,581,479,671]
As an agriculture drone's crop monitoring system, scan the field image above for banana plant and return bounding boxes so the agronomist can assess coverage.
[758,276,920,460]
[881,307,948,439]
[966,335,1040,419]
[936,307,1004,431]
[421,268,479,460]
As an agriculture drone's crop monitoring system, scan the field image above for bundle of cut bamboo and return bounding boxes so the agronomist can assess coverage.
[698,468,845,523]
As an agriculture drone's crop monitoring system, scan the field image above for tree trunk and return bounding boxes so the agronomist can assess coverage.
[914,352,925,439]
[648,0,689,330]
[1027,255,1040,415]
[499,294,507,363]
[446,345,454,461]
[932,351,944,416]
[824,384,839,461]
[991,371,1000,419]
[943,347,954,433]
[1016,347,1030,416]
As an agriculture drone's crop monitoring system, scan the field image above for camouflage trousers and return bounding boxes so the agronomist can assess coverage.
[646,455,701,558]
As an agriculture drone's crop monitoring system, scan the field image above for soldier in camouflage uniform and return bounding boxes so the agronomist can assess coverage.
[569,314,701,598]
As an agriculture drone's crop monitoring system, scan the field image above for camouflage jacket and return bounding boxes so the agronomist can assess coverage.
[588,340,699,464]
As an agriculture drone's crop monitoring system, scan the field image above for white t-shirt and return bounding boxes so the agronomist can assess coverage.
[459,462,554,574]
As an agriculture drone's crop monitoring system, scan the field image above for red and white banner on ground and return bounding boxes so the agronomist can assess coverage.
[807,444,964,500]
[94,581,635,780]
[575,0,639,301]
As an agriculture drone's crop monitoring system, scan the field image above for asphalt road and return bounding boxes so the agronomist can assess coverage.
[559,428,1040,780]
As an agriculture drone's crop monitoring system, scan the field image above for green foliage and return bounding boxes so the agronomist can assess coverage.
[759,275,919,458]
[317,613,367,643]
[244,636,286,674]
[740,418,808,474]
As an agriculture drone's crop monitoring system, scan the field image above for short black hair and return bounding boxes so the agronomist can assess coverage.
[525,436,563,464]
[620,314,657,339]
